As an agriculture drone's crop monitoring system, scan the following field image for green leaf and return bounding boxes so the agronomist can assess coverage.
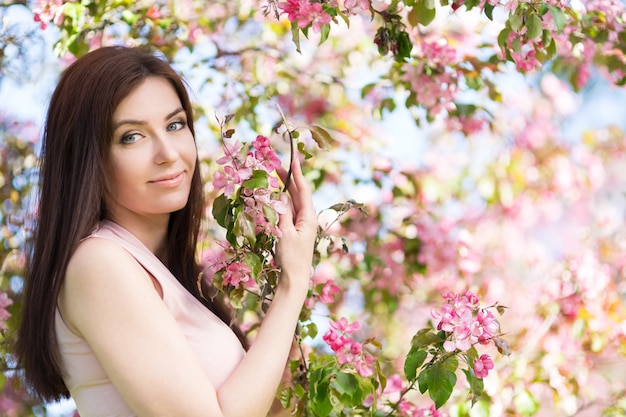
[541,29,553,48]
[301,321,318,339]
[464,0,480,10]
[310,368,333,416]
[407,6,419,27]
[262,204,277,227]
[212,194,231,228]
[414,0,436,26]
[333,372,363,406]
[319,23,331,44]
[380,98,396,113]
[497,26,511,50]
[526,13,543,40]
[361,83,377,99]
[242,170,269,189]
[228,285,245,308]
[66,33,85,56]
[63,2,86,24]
[511,36,522,54]
[509,8,524,32]
[234,211,256,246]
[290,21,302,53]
[484,2,495,20]
[309,125,334,150]
[547,5,567,33]
[294,383,305,398]
[417,356,458,409]
[404,348,428,381]
[395,30,412,61]
[279,387,293,409]
[462,368,485,406]
[244,252,262,278]
[466,75,483,90]
[411,329,443,349]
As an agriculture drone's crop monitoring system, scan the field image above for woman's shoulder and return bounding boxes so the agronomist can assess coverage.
[69,231,138,276]
[68,220,149,277]
[59,233,156,337]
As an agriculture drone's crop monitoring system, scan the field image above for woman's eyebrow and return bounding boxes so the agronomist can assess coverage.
[112,107,185,130]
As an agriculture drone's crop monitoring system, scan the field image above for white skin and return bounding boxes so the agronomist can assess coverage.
[58,76,317,416]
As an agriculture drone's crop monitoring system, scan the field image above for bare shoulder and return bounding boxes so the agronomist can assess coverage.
[64,236,147,288]
[59,237,156,335]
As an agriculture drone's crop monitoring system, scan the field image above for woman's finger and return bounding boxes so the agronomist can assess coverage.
[287,158,312,213]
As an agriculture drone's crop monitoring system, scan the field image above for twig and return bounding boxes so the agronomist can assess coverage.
[269,97,294,192]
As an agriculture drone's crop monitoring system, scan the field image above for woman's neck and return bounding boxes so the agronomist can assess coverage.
[108,213,170,259]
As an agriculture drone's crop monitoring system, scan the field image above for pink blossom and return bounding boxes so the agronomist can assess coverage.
[217,140,246,165]
[344,0,370,12]
[243,161,280,190]
[212,165,242,197]
[253,145,282,173]
[383,373,405,395]
[323,317,376,378]
[415,404,445,417]
[319,280,340,303]
[330,316,360,334]
[473,354,494,378]
[278,0,332,33]
[432,291,499,352]
[33,0,65,29]
[241,189,283,238]
[222,261,254,288]
[475,309,499,343]
[505,32,542,73]
[355,354,376,377]
[200,253,227,282]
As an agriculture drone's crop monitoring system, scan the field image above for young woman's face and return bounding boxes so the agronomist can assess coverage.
[106,76,196,225]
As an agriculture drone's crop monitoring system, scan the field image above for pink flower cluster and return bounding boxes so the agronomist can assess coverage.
[223,261,255,288]
[0,292,13,331]
[213,135,282,195]
[504,31,542,73]
[401,40,460,117]
[323,317,375,377]
[278,0,332,33]
[32,0,66,30]
[305,279,340,309]
[430,291,499,378]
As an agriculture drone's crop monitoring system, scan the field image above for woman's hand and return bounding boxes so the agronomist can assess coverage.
[275,157,318,296]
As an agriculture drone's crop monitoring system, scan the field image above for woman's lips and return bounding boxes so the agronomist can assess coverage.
[149,172,184,187]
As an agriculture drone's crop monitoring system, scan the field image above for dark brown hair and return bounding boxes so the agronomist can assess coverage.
[15,46,246,402]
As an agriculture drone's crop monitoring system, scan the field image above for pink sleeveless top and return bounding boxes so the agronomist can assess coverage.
[55,220,246,416]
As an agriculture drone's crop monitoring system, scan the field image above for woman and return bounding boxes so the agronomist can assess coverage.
[16,46,317,416]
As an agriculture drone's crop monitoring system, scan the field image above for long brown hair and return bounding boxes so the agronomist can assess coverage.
[15,46,247,402]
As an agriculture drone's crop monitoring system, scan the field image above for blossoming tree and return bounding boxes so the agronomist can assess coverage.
[1,0,626,416]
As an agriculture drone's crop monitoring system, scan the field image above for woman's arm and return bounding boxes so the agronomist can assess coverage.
[217,157,317,415]
[59,157,316,417]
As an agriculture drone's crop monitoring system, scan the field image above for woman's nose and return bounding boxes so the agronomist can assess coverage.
[154,134,179,164]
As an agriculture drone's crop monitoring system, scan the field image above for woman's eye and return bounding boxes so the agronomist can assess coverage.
[120,133,141,144]
[167,120,186,132]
